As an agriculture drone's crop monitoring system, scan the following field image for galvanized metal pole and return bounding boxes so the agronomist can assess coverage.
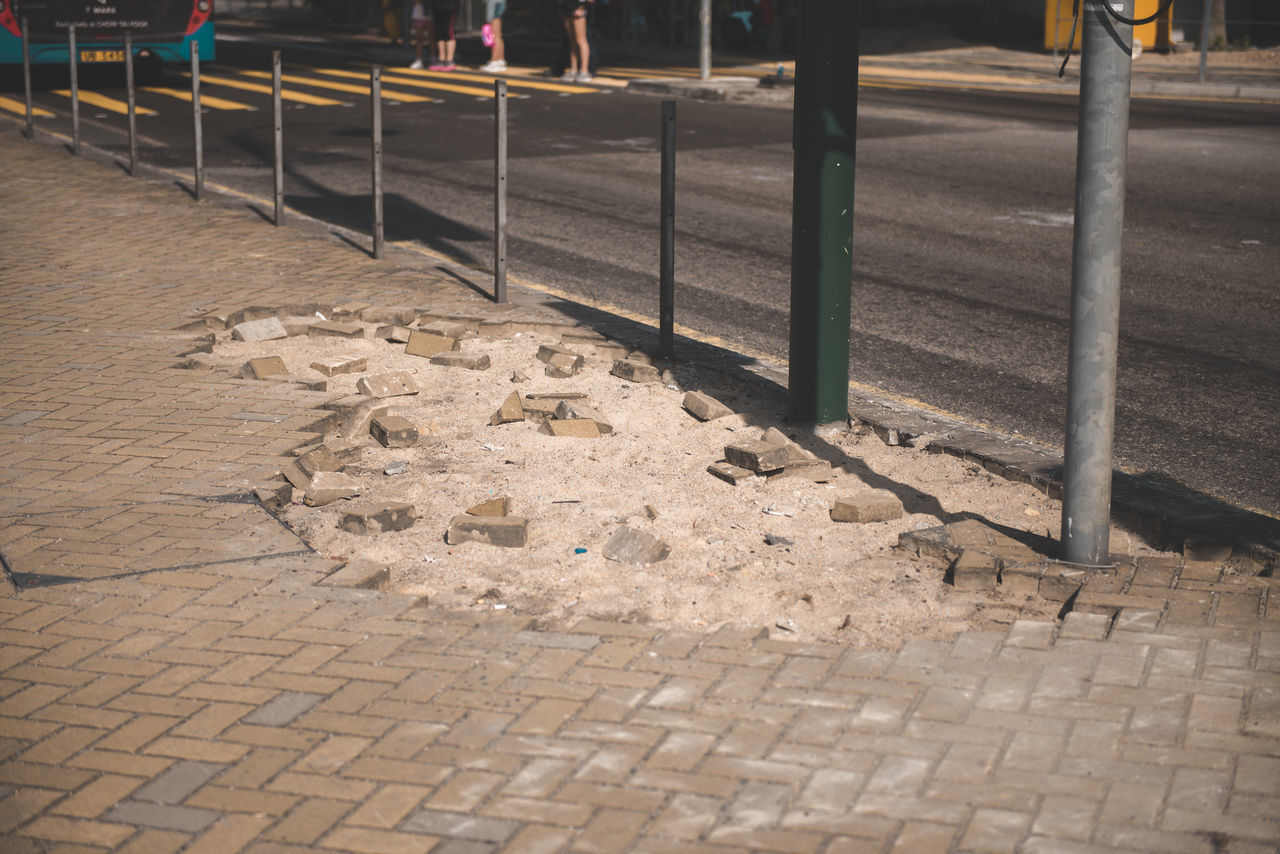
[125,32,138,175]
[273,51,284,226]
[371,66,384,260]
[1198,0,1213,83]
[1061,0,1134,567]
[659,99,676,360]
[191,41,204,201]
[21,16,33,140]
[69,26,81,155]
[494,79,508,304]
[787,0,858,426]
[698,0,711,80]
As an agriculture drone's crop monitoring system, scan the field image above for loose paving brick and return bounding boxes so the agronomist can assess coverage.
[610,359,662,383]
[724,440,790,473]
[369,414,419,448]
[683,390,734,421]
[430,351,491,371]
[356,372,421,399]
[308,320,365,339]
[310,355,367,377]
[405,331,460,359]
[338,503,417,536]
[230,317,287,342]
[304,471,362,506]
[554,399,613,434]
[446,516,531,548]
[540,418,602,438]
[830,490,905,523]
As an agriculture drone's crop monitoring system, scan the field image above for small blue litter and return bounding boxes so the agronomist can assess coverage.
[574,547,587,555]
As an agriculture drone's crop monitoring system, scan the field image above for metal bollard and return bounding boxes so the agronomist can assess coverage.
[192,41,204,201]
[69,26,80,155]
[698,0,711,81]
[125,32,137,175]
[1198,0,1214,84]
[21,16,32,140]
[659,100,676,360]
[273,51,284,226]
[371,66,384,259]
[494,79,507,304]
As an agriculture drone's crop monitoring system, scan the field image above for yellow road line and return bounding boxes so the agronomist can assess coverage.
[309,67,494,98]
[142,87,255,111]
[0,95,53,117]
[394,66,596,94]
[240,70,435,103]
[52,89,157,116]
[189,72,345,106]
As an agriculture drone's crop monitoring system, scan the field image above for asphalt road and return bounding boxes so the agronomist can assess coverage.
[8,38,1279,517]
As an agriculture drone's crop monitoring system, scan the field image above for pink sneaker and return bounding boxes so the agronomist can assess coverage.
[481,23,495,47]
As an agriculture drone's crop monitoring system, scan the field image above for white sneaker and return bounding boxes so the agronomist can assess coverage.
[479,60,507,73]
[409,59,424,70]
[560,71,577,81]
[575,72,592,82]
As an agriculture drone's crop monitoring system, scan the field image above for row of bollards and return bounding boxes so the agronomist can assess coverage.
[19,18,679,339]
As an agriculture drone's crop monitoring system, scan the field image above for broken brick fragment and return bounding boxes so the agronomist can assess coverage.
[241,356,289,380]
[490,391,524,425]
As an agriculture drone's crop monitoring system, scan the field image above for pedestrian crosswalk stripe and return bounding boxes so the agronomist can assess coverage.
[52,89,158,116]
[398,67,596,95]
[191,71,346,106]
[310,67,495,99]
[239,70,436,103]
[142,87,256,111]
[0,95,53,117]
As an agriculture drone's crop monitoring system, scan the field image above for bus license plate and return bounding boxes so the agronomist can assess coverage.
[81,50,126,62]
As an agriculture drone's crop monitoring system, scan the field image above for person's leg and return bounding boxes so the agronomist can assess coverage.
[572,10,590,79]
[562,16,578,75]
[443,12,456,66]
[490,16,504,63]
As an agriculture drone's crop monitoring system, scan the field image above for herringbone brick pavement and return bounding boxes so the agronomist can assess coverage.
[0,136,1277,853]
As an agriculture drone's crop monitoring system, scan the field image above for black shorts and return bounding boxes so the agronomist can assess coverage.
[558,0,588,18]
[432,8,456,39]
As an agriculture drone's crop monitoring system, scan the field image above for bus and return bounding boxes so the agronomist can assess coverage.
[0,1,214,68]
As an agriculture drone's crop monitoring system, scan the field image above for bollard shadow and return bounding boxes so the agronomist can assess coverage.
[333,231,375,258]
[221,128,485,265]
[434,266,496,301]
[285,191,485,265]
[246,204,276,225]
[173,180,197,201]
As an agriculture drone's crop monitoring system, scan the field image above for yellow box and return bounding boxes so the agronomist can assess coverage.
[1045,0,1174,52]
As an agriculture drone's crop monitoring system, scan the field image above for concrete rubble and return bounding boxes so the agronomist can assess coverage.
[602,526,671,565]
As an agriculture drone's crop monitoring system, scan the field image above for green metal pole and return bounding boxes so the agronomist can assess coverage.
[787,0,859,425]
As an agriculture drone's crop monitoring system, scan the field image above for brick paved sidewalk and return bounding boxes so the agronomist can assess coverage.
[1,138,1278,854]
